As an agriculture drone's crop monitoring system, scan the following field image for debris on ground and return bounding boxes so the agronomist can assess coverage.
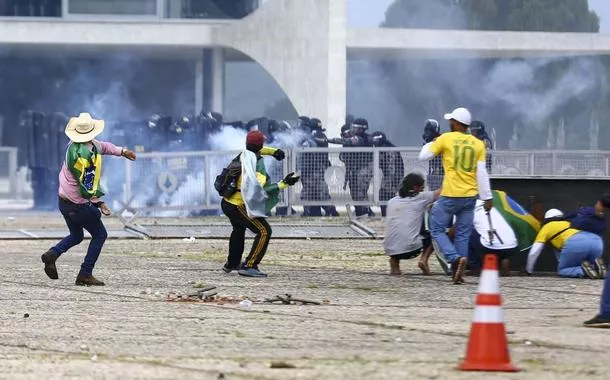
[269,361,297,369]
[263,294,321,305]
[166,287,250,304]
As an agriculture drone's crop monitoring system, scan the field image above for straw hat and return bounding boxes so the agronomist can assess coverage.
[65,113,105,143]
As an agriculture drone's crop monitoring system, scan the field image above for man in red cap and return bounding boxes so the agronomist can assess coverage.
[221,130,299,277]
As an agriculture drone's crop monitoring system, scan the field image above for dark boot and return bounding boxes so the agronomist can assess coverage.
[75,275,105,286]
[41,249,58,279]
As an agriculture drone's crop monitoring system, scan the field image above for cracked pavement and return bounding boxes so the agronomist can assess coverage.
[0,215,607,379]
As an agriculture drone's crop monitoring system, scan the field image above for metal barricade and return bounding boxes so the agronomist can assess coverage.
[116,147,610,217]
[0,147,18,199]
[121,150,289,217]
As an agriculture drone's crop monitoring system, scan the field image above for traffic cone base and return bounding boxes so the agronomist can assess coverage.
[458,323,519,372]
[458,254,520,372]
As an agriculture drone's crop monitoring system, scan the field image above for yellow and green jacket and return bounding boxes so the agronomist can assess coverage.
[224,147,288,213]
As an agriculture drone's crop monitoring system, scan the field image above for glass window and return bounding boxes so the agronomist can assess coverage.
[68,0,157,15]
[165,0,259,19]
[0,0,62,17]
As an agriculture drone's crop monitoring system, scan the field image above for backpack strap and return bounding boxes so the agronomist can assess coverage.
[548,227,572,246]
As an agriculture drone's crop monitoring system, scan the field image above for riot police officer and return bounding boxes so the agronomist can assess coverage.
[329,118,374,217]
[371,131,404,217]
[299,118,339,217]
[422,119,443,191]
[470,120,493,173]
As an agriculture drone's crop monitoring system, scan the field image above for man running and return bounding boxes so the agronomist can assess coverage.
[419,107,492,284]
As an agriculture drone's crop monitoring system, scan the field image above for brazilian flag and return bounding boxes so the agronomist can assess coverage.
[492,190,540,251]
[66,142,105,200]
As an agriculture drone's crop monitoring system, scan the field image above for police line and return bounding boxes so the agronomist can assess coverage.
[116,147,610,217]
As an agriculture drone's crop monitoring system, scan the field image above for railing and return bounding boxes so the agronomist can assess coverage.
[115,148,610,217]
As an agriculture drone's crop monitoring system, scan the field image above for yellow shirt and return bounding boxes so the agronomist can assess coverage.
[534,221,579,250]
[430,132,486,197]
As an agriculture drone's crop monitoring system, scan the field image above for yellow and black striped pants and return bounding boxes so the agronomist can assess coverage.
[221,199,272,269]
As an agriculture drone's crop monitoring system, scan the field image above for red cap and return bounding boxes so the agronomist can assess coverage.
[246,130,266,147]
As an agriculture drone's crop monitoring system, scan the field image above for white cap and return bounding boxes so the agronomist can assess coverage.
[444,107,472,126]
[544,208,563,219]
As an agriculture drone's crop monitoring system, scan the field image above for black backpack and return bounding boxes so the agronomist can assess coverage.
[214,155,242,198]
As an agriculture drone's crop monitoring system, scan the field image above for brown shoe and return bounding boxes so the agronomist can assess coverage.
[75,275,105,286]
[500,258,511,277]
[452,257,466,285]
[41,250,58,280]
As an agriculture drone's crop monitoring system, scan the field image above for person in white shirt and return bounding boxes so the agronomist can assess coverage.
[384,173,440,275]
[468,199,518,276]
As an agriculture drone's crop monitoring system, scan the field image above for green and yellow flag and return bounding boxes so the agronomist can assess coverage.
[66,142,104,199]
[492,190,540,251]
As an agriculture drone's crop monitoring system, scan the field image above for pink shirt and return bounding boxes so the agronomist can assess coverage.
[58,140,123,204]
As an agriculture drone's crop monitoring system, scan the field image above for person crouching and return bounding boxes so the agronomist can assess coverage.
[383,173,440,275]
[221,130,300,277]
[41,113,136,286]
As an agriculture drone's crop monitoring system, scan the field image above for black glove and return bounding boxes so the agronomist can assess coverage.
[272,149,286,161]
[282,172,300,186]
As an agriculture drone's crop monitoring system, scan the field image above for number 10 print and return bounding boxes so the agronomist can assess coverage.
[453,145,475,172]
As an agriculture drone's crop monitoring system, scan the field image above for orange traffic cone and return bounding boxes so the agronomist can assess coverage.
[459,254,519,372]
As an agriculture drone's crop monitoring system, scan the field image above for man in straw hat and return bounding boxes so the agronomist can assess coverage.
[40,113,136,286]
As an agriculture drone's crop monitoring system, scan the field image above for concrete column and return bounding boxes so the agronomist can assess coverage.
[200,48,225,114]
[213,0,347,137]
[194,52,204,115]
[211,48,224,113]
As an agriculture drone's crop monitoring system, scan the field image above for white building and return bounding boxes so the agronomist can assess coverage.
[2,0,610,137]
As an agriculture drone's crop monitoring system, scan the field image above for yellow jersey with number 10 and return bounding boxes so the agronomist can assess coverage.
[429,131,486,197]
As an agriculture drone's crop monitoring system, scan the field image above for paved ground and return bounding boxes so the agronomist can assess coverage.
[0,216,608,380]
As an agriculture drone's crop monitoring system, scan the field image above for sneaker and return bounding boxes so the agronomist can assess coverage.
[238,266,268,278]
[584,314,610,328]
[75,275,105,286]
[41,250,59,280]
[595,258,607,279]
[222,263,241,273]
[452,257,467,285]
[582,261,599,279]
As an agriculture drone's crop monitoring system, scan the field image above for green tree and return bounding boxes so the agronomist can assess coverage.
[383,0,600,33]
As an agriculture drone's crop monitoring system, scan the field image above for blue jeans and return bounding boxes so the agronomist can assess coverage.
[51,198,108,276]
[430,196,477,264]
[558,232,603,278]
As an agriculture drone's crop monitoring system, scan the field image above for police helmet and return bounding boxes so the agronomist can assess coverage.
[148,114,161,129]
[470,120,487,140]
[371,131,387,146]
[351,118,368,134]
[423,119,440,143]
[309,118,325,132]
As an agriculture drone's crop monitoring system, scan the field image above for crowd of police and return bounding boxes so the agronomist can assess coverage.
[16,109,494,213]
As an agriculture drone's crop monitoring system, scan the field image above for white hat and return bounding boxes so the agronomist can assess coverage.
[544,208,564,219]
[444,107,472,126]
[65,113,105,143]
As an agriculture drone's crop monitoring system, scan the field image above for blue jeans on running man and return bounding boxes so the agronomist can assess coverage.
[51,197,108,276]
[430,196,477,265]
[558,231,603,278]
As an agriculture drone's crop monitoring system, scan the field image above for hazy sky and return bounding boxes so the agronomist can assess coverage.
[348,0,610,33]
